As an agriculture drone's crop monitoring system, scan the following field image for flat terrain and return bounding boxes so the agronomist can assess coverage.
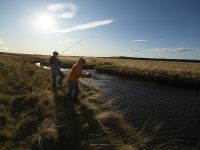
[37,55,200,88]
[0,53,152,150]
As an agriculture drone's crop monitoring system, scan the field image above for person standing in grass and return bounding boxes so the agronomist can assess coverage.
[66,57,90,100]
[49,51,65,90]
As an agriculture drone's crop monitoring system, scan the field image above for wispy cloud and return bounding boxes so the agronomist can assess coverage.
[173,47,199,52]
[0,39,5,44]
[53,19,114,33]
[128,49,142,52]
[131,39,148,42]
[0,39,9,51]
[48,2,78,19]
[0,46,9,51]
[155,47,200,52]
[127,47,200,53]
[48,4,65,12]
[154,48,172,52]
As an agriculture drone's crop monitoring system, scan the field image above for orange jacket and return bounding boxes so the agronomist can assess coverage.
[67,63,84,82]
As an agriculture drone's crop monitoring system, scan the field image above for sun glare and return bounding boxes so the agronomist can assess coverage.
[33,13,56,32]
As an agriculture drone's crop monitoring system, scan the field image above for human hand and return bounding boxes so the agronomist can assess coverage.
[86,72,91,78]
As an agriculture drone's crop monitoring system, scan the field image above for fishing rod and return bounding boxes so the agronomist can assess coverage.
[60,36,96,55]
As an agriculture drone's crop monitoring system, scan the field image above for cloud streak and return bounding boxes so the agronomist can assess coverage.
[48,4,65,12]
[48,2,78,19]
[128,47,200,53]
[0,46,9,51]
[0,39,5,44]
[155,47,200,52]
[53,19,114,33]
[0,38,9,51]
[131,39,148,42]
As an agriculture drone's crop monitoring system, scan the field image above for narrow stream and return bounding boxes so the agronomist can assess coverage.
[81,70,200,149]
[37,63,200,149]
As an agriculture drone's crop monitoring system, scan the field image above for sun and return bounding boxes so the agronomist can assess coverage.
[33,12,56,32]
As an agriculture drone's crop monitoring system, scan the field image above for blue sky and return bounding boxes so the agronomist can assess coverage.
[0,0,200,59]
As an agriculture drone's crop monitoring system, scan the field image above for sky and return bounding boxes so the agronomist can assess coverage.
[0,0,200,60]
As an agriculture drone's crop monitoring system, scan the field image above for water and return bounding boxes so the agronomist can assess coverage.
[36,63,200,149]
[81,70,200,149]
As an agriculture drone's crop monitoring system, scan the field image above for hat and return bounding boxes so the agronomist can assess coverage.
[78,57,86,64]
[53,51,59,55]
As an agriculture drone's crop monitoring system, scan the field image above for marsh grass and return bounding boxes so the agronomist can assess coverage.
[0,53,56,149]
[94,58,200,88]
[37,55,200,88]
[0,53,183,149]
[51,82,153,150]
[78,84,152,149]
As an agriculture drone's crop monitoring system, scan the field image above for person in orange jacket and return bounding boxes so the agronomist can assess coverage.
[65,57,90,100]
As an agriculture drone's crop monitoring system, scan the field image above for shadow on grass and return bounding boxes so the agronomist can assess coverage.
[53,89,119,150]
[78,104,119,150]
[54,90,84,150]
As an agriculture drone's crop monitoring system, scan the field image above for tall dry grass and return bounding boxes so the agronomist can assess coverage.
[94,58,200,88]
[0,52,185,149]
[0,53,56,149]
[37,54,200,87]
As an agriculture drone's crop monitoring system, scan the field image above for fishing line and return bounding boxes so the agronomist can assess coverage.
[60,36,97,55]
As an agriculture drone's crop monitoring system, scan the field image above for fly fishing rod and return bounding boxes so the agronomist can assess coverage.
[60,36,97,55]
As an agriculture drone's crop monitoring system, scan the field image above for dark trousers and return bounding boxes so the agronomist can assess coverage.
[66,81,79,99]
[51,70,65,89]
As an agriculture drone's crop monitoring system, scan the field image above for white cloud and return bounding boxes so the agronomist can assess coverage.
[0,46,9,52]
[127,48,200,53]
[154,48,172,52]
[53,19,114,33]
[0,38,9,52]
[173,47,198,52]
[154,47,200,52]
[0,39,5,44]
[128,49,142,52]
[48,2,78,19]
[48,4,65,12]
[131,40,148,42]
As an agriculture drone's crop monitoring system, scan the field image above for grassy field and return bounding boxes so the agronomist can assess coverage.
[94,58,200,88]
[0,53,56,149]
[36,55,200,88]
[0,52,160,150]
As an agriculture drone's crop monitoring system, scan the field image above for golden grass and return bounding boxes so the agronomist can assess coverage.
[35,54,200,87]
[93,58,200,87]
[0,52,184,149]
[79,84,151,149]
[0,53,56,149]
